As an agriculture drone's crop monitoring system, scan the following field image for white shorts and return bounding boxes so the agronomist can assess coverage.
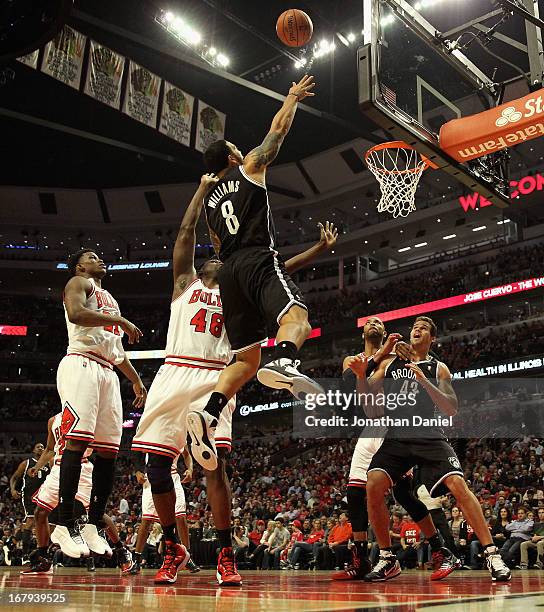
[57,354,123,452]
[348,435,386,487]
[141,472,186,521]
[33,461,93,511]
[132,364,234,459]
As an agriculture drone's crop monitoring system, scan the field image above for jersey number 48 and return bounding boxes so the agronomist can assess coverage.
[190,308,224,338]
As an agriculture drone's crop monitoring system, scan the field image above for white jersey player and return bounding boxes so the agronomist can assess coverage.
[55,248,147,560]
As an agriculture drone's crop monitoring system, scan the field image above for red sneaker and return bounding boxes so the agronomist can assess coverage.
[216,547,242,586]
[331,546,371,580]
[154,541,190,584]
[431,547,458,581]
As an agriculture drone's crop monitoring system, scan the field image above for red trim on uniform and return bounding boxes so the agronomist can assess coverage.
[349,478,367,483]
[54,458,89,466]
[215,438,232,442]
[132,443,178,459]
[348,482,367,488]
[216,444,232,451]
[171,277,200,304]
[165,361,224,371]
[34,498,55,512]
[175,512,187,517]
[132,440,179,453]
[142,514,159,521]
[65,433,94,441]
[91,440,119,448]
[32,485,43,504]
[165,354,227,366]
[70,429,95,436]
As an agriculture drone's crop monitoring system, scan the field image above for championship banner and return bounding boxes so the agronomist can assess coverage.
[17,50,39,69]
[41,26,86,89]
[84,40,125,109]
[195,101,226,152]
[159,81,194,147]
[123,61,161,128]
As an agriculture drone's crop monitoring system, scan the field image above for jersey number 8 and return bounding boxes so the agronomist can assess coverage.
[221,200,240,235]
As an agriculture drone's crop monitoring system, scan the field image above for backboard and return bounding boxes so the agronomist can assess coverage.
[359,0,544,209]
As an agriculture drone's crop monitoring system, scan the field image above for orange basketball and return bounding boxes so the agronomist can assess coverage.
[276,9,313,47]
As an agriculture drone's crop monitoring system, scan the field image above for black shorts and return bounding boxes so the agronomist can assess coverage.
[368,438,464,498]
[218,248,307,352]
[22,496,36,520]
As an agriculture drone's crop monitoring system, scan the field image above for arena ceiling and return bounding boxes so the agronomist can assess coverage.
[0,0,542,190]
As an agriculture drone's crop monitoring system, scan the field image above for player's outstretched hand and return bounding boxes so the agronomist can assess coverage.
[395,340,417,362]
[318,221,338,249]
[11,489,20,500]
[289,75,316,100]
[132,380,147,408]
[181,469,193,484]
[200,173,220,189]
[346,354,368,378]
[135,470,146,485]
[382,332,402,355]
[119,317,143,344]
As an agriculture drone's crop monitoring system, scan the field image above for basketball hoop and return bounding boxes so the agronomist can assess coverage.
[365,141,436,218]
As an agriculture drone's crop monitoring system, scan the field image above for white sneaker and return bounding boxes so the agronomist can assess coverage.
[81,524,112,556]
[51,525,90,558]
[257,358,324,399]
[186,410,218,471]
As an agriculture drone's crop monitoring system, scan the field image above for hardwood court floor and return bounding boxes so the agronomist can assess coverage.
[2,568,544,611]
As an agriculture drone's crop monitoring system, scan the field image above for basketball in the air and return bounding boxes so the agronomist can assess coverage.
[276,9,313,47]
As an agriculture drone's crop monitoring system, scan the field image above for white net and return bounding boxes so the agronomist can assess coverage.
[366,145,428,218]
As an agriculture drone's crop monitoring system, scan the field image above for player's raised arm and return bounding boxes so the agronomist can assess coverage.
[284,221,337,275]
[405,361,458,417]
[243,75,315,181]
[28,417,55,476]
[172,173,219,296]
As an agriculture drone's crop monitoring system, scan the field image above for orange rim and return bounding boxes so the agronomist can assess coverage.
[365,141,438,174]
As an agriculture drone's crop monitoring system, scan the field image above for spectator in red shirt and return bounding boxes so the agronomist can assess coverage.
[248,520,266,551]
[398,515,424,569]
[287,518,325,568]
[280,520,304,566]
[317,513,353,570]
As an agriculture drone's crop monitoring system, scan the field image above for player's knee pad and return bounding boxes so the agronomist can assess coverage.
[147,454,174,494]
[393,479,428,523]
[347,485,369,532]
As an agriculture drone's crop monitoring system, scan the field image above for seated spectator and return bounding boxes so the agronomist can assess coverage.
[232,526,250,564]
[397,515,424,569]
[248,520,266,554]
[520,507,544,569]
[262,519,290,570]
[248,520,275,569]
[491,507,511,548]
[288,518,325,569]
[280,520,304,569]
[500,506,533,568]
[318,513,352,570]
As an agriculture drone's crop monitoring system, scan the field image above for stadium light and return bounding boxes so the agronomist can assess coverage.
[443,234,456,240]
[497,219,511,225]
[381,14,395,28]
[347,32,356,43]
[217,53,230,67]
[472,225,486,232]
[415,242,428,248]
[398,246,411,252]
[208,46,217,56]
[164,11,174,23]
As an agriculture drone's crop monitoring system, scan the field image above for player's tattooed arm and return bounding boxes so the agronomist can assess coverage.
[173,174,219,296]
[244,75,315,178]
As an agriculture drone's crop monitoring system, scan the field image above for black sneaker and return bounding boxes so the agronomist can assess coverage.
[431,547,458,581]
[257,358,324,400]
[129,559,141,575]
[364,553,401,582]
[20,553,53,575]
[187,558,201,573]
[116,546,135,574]
[485,546,511,582]
[332,546,372,580]
[186,410,218,471]
[86,556,96,572]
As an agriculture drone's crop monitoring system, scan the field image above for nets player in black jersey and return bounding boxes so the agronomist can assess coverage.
[188,75,323,463]
[334,319,458,582]
[356,316,511,582]
[9,442,49,563]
